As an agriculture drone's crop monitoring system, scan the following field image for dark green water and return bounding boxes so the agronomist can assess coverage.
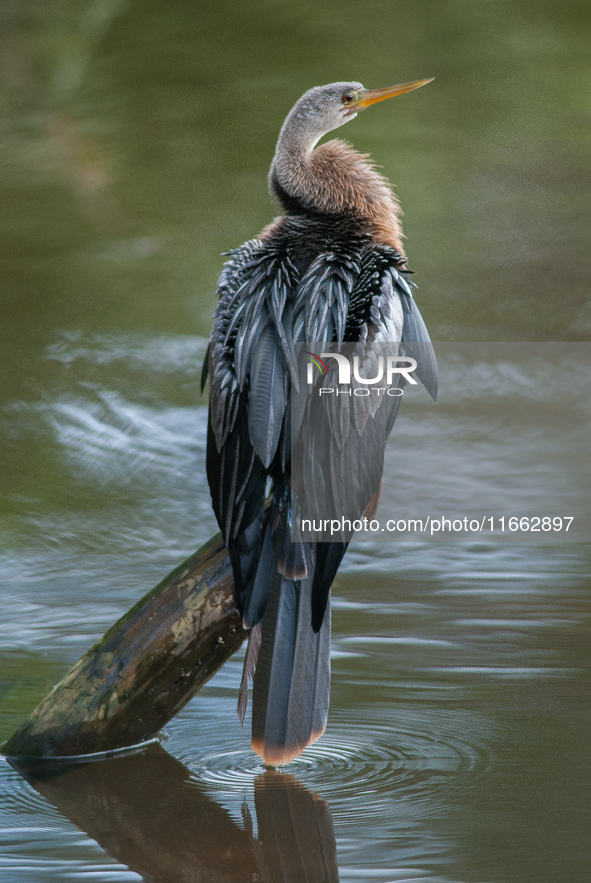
[1,1,590,881]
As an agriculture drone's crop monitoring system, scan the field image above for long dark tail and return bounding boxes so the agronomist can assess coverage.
[236,482,347,764]
[251,572,331,765]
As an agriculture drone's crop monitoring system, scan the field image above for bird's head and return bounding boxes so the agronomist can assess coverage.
[284,78,434,144]
[270,76,434,220]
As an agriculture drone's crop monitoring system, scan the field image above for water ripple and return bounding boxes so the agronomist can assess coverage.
[0,759,62,826]
[188,706,497,818]
[44,330,209,375]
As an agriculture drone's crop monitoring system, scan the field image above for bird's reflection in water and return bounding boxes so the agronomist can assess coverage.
[9,743,339,882]
[250,770,338,883]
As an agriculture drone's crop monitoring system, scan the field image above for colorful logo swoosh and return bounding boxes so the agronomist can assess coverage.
[304,351,328,374]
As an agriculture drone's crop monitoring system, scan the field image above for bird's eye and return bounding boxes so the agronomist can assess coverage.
[342,92,355,104]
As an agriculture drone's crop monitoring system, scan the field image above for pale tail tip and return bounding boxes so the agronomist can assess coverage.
[251,723,327,766]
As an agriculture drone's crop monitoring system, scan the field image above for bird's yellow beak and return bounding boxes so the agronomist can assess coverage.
[348,78,434,111]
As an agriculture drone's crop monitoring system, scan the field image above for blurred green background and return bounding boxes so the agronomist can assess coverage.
[1,0,590,375]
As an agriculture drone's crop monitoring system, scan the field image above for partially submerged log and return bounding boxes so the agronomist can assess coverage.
[3,532,248,758]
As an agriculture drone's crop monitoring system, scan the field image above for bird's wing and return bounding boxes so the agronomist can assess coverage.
[397,270,438,401]
[291,249,436,576]
[206,239,298,603]
[207,236,436,620]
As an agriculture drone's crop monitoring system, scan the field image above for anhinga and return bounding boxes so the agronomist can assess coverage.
[203,79,437,764]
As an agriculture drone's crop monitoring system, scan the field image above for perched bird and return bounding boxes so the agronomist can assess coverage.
[203,79,437,764]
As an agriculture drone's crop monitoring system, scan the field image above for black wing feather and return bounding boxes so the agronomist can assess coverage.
[399,283,438,401]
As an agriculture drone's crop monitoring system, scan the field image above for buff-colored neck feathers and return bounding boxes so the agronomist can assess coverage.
[270,138,405,255]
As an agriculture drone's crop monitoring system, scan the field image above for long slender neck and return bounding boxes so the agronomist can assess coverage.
[269,121,405,254]
[270,112,321,204]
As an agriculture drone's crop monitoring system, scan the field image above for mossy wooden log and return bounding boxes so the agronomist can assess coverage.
[3,532,248,758]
